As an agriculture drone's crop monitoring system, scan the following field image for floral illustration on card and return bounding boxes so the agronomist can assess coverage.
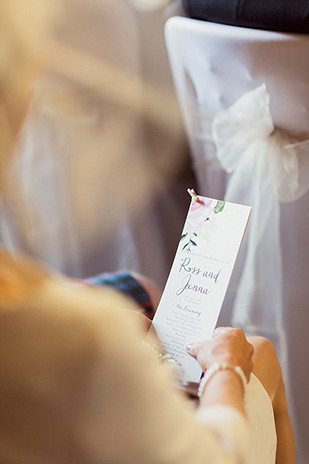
[180,199,225,252]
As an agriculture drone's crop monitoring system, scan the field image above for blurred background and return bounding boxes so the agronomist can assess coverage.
[0,0,189,288]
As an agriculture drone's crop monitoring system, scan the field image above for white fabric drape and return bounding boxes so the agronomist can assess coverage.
[185,84,309,351]
[184,84,309,425]
[212,85,309,361]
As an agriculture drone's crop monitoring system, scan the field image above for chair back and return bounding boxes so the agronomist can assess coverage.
[165,16,309,135]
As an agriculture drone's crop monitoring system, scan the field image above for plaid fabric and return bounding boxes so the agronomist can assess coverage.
[80,271,155,319]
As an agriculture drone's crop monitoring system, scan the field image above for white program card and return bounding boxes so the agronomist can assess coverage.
[152,194,251,382]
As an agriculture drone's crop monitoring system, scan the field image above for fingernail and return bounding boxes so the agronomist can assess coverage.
[185,343,194,353]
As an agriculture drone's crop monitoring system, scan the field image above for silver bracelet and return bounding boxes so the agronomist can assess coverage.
[197,362,247,401]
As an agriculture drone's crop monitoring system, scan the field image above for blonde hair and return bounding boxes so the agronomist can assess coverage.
[0,247,49,309]
[0,0,57,181]
[0,0,184,263]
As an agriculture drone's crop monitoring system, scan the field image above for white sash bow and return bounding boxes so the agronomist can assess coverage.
[212,85,309,356]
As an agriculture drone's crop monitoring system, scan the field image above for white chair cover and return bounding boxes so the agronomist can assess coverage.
[165,16,309,463]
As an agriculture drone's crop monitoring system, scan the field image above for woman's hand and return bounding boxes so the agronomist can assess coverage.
[186,327,254,381]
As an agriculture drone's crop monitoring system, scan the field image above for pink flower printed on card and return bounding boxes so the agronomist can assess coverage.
[180,199,225,252]
[187,199,214,229]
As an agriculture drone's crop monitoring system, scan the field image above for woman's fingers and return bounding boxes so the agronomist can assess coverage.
[185,328,254,379]
[186,340,209,358]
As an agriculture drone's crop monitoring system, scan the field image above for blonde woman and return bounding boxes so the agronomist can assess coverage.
[0,2,294,463]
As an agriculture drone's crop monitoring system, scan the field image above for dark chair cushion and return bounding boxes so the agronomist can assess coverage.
[182,0,309,33]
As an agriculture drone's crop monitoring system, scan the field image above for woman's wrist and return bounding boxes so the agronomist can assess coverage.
[197,363,248,417]
[198,362,247,399]
[199,371,247,415]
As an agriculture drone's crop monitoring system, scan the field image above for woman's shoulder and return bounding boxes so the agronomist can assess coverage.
[0,249,141,372]
[0,277,144,408]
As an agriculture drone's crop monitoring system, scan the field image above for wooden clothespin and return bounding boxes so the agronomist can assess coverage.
[187,188,204,205]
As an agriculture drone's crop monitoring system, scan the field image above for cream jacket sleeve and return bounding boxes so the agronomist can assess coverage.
[0,280,250,464]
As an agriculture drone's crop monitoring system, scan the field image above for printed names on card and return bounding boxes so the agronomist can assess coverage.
[152,195,251,382]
